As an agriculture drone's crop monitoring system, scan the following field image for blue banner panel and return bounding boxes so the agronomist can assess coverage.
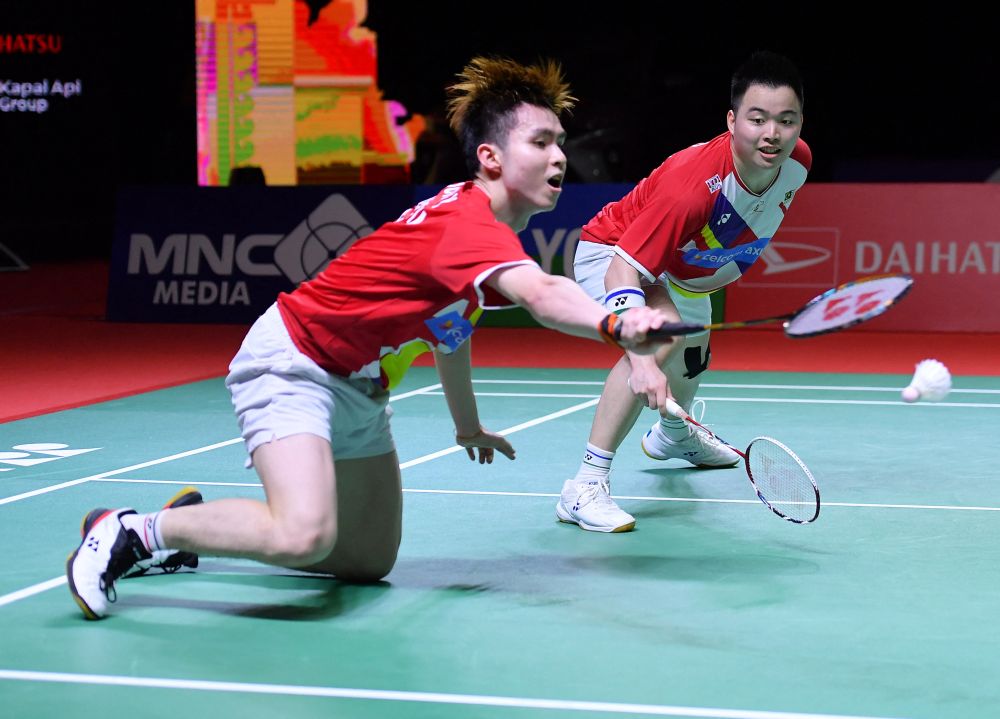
[513,184,630,278]
[108,184,632,323]
[109,186,412,322]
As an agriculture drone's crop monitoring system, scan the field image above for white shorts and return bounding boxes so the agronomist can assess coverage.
[226,304,395,467]
[573,240,712,331]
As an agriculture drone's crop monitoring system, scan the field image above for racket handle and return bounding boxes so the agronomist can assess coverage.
[663,398,689,420]
[647,322,709,337]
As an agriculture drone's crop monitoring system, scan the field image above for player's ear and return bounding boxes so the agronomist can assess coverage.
[727,109,736,135]
[477,142,502,177]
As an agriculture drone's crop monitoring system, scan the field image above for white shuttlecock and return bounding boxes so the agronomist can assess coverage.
[901,359,952,402]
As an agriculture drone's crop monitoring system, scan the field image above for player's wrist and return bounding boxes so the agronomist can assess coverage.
[598,314,622,348]
[603,286,646,315]
[455,425,483,441]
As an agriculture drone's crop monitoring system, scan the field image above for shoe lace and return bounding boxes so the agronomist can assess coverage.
[98,531,149,604]
[683,399,730,448]
[577,477,616,509]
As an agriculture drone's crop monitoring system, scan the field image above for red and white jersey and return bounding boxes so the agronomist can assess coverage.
[277,182,535,389]
[582,132,811,294]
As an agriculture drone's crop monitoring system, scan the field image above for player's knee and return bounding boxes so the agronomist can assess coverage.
[274,520,337,566]
[335,544,399,583]
[337,561,395,584]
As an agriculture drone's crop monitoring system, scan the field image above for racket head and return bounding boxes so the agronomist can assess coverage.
[783,274,913,338]
[744,436,820,523]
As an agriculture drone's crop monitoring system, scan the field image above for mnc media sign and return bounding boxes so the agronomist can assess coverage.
[109,186,410,322]
[109,184,631,324]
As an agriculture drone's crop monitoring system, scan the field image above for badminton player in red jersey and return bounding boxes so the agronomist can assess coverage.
[557,51,812,532]
[66,57,676,619]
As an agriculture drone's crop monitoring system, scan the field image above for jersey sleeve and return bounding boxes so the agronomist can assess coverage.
[791,138,812,173]
[614,189,710,281]
[433,220,536,309]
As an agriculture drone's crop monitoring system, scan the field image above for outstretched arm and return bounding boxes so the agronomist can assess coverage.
[485,263,670,353]
[433,339,515,464]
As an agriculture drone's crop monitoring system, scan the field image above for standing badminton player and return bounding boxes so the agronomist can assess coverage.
[66,57,676,619]
[557,51,812,532]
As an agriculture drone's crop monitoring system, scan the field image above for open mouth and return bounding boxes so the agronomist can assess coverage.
[547,174,564,189]
[759,146,782,157]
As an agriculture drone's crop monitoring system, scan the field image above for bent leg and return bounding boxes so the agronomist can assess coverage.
[587,284,683,450]
[662,331,711,411]
[299,450,402,582]
[159,433,339,567]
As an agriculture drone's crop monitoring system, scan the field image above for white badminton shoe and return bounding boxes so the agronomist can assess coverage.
[556,477,635,533]
[67,508,151,619]
[641,401,741,468]
[80,486,203,577]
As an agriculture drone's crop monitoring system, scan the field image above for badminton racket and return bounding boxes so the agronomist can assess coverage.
[636,274,913,339]
[664,399,820,524]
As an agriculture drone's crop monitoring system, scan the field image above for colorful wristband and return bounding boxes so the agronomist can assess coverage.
[598,314,622,348]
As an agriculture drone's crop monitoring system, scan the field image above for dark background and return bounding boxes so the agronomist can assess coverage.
[3,1,999,263]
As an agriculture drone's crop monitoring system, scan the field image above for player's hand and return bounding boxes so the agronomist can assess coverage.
[455,427,516,464]
[626,357,668,411]
[612,307,675,355]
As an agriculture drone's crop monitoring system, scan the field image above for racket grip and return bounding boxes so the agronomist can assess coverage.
[647,322,709,337]
[663,398,689,420]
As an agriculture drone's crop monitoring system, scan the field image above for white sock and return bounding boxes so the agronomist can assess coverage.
[658,417,689,441]
[120,511,167,553]
[574,443,614,482]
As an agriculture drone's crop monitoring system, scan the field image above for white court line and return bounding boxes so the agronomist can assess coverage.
[0,383,444,508]
[4,486,996,610]
[0,669,908,719]
[0,395,600,609]
[2,380,993,608]
[399,398,598,469]
[82,481,1000,512]
[473,379,1000,395]
[405,489,1000,512]
[390,383,443,400]
[0,438,244,507]
[93,478,262,488]
[0,578,67,609]
[427,391,600,399]
[4,381,992,509]
[702,397,1000,409]
[447,392,1000,409]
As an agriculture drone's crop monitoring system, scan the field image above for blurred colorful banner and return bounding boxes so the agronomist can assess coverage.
[196,0,422,186]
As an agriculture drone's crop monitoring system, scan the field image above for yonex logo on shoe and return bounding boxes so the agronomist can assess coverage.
[0,443,101,472]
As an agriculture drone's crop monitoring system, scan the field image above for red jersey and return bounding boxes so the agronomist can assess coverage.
[277,182,535,389]
[582,132,811,294]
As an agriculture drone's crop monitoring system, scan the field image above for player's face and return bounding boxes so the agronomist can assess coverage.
[727,84,802,182]
[498,104,567,216]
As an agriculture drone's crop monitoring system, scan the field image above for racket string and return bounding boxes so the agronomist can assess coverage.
[747,439,818,522]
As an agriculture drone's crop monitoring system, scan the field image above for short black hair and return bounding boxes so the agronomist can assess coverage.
[731,51,804,112]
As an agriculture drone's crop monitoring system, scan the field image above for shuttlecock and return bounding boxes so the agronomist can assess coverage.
[902,359,952,402]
